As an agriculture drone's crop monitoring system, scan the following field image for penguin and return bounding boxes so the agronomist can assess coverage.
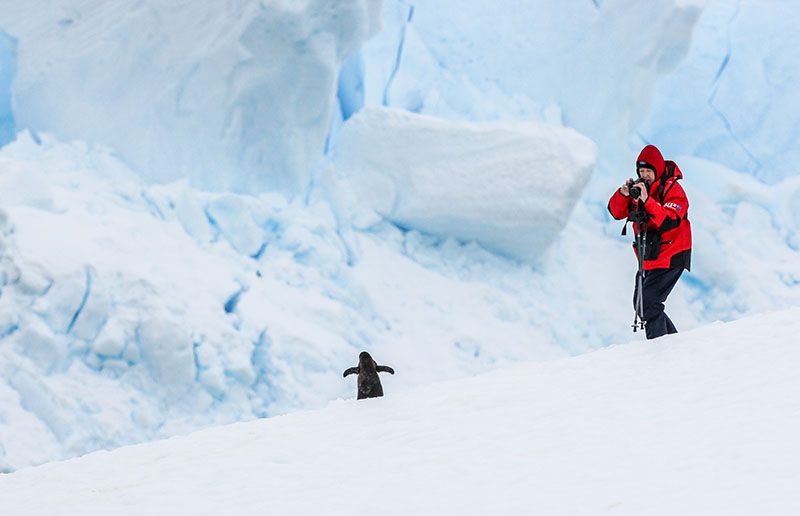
[343,351,395,399]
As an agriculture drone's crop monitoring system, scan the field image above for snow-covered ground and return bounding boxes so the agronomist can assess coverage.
[2,308,799,516]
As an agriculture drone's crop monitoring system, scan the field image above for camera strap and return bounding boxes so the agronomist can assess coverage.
[657,162,676,203]
[621,201,648,236]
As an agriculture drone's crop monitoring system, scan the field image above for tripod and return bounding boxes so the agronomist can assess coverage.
[627,202,649,332]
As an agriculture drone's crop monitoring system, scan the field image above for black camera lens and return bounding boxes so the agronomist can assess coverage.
[629,178,645,198]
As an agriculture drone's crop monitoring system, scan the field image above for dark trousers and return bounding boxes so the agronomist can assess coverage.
[633,267,683,340]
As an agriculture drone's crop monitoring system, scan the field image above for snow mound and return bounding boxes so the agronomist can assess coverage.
[332,107,597,262]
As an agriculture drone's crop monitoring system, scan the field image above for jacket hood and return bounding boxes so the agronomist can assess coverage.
[665,160,683,180]
[636,145,666,178]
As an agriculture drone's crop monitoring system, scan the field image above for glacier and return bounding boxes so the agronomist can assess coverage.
[640,0,800,184]
[357,0,708,168]
[0,28,13,145]
[0,0,799,473]
[0,0,382,196]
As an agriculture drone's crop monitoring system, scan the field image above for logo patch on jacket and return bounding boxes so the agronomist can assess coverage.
[665,202,683,212]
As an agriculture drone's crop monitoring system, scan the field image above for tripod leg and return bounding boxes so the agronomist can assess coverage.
[632,227,647,332]
[632,270,645,331]
[636,271,646,330]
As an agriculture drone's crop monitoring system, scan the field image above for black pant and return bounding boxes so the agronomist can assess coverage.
[633,267,683,340]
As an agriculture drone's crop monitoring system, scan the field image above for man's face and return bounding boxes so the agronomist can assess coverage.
[638,167,656,186]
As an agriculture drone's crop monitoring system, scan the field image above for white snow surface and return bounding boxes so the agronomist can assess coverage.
[1,308,799,516]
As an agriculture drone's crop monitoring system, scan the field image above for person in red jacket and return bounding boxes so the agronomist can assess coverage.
[608,145,692,339]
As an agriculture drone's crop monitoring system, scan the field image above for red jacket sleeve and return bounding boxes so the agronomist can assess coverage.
[608,188,634,220]
[643,180,688,231]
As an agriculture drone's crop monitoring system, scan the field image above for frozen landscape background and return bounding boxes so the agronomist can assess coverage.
[0,0,799,476]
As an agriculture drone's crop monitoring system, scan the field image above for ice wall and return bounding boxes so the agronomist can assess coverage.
[638,0,800,184]
[0,0,714,197]
[0,0,381,197]
[0,30,14,146]
[357,0,708,169]
[3,0,796,193]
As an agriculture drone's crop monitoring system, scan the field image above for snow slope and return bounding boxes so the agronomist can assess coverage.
[1,308,798,516]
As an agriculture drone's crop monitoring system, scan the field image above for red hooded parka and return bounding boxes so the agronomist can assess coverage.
[608,145,692,270]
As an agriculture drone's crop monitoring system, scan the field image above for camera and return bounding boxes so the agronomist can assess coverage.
[629,178,646,198]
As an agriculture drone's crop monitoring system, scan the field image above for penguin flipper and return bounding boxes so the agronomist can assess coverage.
[376,365,395,375]
[343,367,359,378]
